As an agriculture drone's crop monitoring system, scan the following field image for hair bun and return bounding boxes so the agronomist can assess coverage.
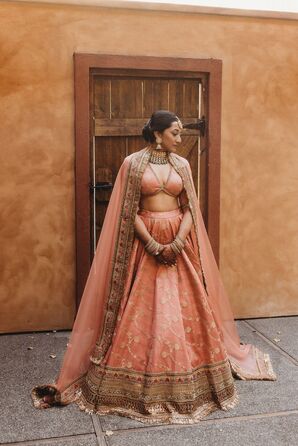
[142,121,155,143]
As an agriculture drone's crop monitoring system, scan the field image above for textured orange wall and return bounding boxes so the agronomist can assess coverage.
[0,2,297,332]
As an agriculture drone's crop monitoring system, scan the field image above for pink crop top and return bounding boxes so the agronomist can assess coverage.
[141,164,184,198]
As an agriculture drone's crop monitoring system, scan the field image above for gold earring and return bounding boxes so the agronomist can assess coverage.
[156,137,162,149]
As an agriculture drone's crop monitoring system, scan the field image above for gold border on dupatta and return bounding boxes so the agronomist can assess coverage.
[90,148,151,364]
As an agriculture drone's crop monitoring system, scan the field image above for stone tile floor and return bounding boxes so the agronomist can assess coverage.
[0,317,297,446]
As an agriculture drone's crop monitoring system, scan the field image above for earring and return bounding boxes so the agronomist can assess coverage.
[156,137,162,150]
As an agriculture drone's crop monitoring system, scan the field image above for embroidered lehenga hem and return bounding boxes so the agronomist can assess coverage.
[62,357,238,424]
[76,392,239,425]
[31,348,275,415]
[31,347,276,411]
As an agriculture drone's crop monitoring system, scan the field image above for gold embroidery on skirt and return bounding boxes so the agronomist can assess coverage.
[75,359,238,424]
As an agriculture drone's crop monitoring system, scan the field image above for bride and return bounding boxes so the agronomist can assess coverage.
[32,110,276,424]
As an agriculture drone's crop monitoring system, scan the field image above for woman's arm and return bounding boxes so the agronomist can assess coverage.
[157,189,193,265]
[134,214,152,244]
[134,214,166,260]
[176,208,193,242]
[176,188,193,242]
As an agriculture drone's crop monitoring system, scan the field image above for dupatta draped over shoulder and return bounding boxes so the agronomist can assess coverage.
[32,148,276,420]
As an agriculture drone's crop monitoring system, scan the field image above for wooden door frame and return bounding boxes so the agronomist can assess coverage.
[74,53,222,307]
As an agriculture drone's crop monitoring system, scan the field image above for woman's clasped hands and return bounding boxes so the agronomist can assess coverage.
[144,235,185,266]
[156,244,177,266]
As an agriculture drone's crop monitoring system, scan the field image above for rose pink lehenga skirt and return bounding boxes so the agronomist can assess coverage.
[76,208,239,423]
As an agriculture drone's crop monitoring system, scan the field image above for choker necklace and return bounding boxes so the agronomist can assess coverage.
[149,149,169,164]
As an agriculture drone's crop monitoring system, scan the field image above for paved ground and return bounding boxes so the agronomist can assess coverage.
[1,317,297,446]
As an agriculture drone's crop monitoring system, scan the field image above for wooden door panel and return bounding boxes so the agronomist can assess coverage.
[93,78,202,121]
[168,79,184,116]
[143,79,169,113]
[111,79,143,118]
[94,136,126,181]
[94,79,111,118]
[168,79,201,117]
[127,136,144,156]
[184,80,200,117]
[92,136,126,248]
[178,135,199,195]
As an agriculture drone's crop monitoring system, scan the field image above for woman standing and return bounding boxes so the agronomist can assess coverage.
[32,110,275,424]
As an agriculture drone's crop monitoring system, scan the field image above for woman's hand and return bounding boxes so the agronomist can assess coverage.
[156,244,177,266]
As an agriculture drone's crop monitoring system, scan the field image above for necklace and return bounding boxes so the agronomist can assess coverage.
[149,149,169,164]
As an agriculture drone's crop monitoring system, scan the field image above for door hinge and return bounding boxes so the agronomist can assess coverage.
[89,182,113,191]
[183,116,206,137]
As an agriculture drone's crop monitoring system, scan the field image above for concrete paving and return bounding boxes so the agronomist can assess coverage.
[1,317,297,446]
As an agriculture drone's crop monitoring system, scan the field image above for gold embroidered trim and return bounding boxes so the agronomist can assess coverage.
[74,359,238,424]
[76,392,239,425]
[230,347,277,381]
[31,385,62,409]
[31,376,84,409]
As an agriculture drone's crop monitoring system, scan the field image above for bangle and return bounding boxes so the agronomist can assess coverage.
[145,237,163,256]
[176,235,185,247]
[170,235,185,255]
[170,241,181,255]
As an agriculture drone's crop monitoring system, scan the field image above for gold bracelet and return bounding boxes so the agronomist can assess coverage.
[170,236,185,255]
[170,241,181,255]
[175,235,185,249]
[145,237,163,256]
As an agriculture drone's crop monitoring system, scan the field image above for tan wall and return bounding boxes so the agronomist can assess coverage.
[0,1,297,332]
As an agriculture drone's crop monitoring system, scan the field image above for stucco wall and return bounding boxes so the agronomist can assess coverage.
[0,1,297,332]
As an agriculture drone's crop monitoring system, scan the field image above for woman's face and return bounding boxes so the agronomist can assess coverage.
[155,121,182,152]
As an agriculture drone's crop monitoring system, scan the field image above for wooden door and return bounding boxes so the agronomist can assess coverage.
[74,54,222,306]
[90,73,208,252]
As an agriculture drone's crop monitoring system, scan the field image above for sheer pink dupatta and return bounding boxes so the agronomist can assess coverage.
[195,200,276,380]
[54,158,131,401]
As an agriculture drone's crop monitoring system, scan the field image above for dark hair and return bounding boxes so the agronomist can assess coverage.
[142,110,179,143]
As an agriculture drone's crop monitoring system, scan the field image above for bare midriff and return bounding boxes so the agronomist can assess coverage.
[140,192,179,212]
